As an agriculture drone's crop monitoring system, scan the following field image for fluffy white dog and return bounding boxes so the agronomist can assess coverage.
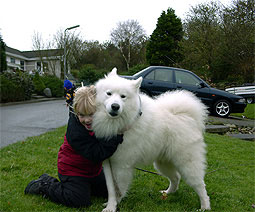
[92,68,211,212]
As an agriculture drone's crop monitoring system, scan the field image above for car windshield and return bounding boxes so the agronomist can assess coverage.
[133,67,151,77]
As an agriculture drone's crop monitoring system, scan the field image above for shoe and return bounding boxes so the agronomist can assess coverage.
[24,174,50,195]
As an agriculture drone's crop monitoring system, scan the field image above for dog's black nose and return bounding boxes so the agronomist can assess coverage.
[111,103,120,111]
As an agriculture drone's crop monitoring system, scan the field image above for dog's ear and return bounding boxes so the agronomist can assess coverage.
[133,77,143,90]
[107,67,118,78]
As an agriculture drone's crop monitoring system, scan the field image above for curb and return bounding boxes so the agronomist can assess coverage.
[0,97,65,107]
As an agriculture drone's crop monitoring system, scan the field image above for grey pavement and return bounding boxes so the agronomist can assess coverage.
[0,99,69,148]
[207,116,254,141]
[208,116,254,127]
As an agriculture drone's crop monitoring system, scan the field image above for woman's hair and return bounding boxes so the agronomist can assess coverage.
[73,85,96,115]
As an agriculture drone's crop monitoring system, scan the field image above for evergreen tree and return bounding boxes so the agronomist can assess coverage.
[146,8,183,66]
[0,35,7,72]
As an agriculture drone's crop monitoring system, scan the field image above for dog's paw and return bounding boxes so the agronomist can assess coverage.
[102,203,117,212]
[160,187,178,194]
[102,207,116,212]
[200,198,211,210]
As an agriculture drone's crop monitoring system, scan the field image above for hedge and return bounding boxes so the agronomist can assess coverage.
[0,71,33,103]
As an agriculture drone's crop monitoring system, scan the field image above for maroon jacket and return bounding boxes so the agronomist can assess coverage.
[57,113,123,178]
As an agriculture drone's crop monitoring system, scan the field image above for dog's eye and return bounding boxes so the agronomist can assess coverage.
[121,95,126,99]
[106,91,112,96]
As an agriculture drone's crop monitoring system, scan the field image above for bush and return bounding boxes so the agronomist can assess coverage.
[0,71,33,103]
[41,76,64,97]
[33,72,46,95]
[0,75,23,102]
[127,64,148,75]
[70,69,79,79]
[78,64,107,83]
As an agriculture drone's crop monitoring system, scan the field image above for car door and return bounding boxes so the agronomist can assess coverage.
[142,68,176,95]
[174,70,212,106]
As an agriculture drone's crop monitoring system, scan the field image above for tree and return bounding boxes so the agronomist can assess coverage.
[180,1,223,81]
[32,31,61,76]
[32,29,84,78]
[111,20,147,70]
[181,0,255,84]
[53,29,85,72]
[221,0,255,83]
[0,34,7,72]
[146,8,183,66]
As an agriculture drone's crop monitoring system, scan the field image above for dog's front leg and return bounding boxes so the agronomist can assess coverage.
[102,159,117,212]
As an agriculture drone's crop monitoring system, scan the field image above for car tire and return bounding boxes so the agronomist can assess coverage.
[213,100,231,118]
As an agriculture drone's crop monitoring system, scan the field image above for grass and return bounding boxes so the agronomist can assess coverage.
[231,103,255,119]
[0,127,254,212]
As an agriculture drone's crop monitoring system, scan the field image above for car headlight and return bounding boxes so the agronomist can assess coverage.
[238,98,246,103]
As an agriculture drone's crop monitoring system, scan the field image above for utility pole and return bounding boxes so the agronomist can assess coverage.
[63,25,80,79]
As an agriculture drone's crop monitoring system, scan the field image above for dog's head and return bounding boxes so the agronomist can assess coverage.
[95,68,142,118]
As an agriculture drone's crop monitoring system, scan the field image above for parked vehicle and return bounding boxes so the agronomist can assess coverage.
[123,66,247,118]
[225,84,255,104]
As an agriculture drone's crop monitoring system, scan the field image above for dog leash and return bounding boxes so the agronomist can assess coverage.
[135,167,162,176]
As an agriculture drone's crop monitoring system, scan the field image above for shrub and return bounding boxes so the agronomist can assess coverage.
[18,72,34,100]
[127,64,148,75]
[41,76,64,97]
[33,72,46,95]
[78,64,97,83]
[0,75,22,102]
[78,64,107,83]
[0,71,33,103]
[70,69,79,79]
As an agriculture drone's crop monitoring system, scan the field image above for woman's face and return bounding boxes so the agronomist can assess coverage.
[77,112,94,131]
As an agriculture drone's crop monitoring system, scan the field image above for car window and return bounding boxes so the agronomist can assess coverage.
[145,70,154,80]
[145,69,173,82]
[175,71,201,86]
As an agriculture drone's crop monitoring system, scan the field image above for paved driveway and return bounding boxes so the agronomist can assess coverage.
[0,100,69,148]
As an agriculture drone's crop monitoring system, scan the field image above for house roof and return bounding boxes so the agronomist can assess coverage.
[6,46,24,57]
[6,46,63,59]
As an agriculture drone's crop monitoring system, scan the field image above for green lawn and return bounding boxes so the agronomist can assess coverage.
[0,127,254,212]
[231,103,255,119]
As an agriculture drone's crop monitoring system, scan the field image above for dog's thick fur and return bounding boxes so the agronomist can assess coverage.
[92,68,211,212]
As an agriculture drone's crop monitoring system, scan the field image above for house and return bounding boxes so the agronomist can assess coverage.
[5,46,64,78]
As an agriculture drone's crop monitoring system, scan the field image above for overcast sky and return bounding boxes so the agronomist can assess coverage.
[1,0,231,51]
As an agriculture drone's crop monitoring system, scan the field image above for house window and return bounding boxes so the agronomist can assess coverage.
[20,61,24,70]
[11,58,15,64]
[37,62,41,72]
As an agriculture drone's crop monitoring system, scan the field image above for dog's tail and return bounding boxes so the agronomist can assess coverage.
[156,90,208,131]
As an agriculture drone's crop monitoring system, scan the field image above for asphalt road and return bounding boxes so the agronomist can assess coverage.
[0,99,69,148]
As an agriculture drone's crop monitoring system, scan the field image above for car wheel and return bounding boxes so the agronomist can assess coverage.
[213,100,231,118]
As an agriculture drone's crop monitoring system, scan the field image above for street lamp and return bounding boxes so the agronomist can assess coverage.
[64,25,80,79]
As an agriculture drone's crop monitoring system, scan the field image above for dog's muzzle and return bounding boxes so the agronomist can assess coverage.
[109,103,120,117]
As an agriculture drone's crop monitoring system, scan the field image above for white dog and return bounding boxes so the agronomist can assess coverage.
[92,68,211,212]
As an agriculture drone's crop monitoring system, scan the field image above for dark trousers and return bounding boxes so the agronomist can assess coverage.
[44,171,108,208]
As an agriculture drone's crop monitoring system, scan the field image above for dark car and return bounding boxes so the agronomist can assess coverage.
[123,66,246,118]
